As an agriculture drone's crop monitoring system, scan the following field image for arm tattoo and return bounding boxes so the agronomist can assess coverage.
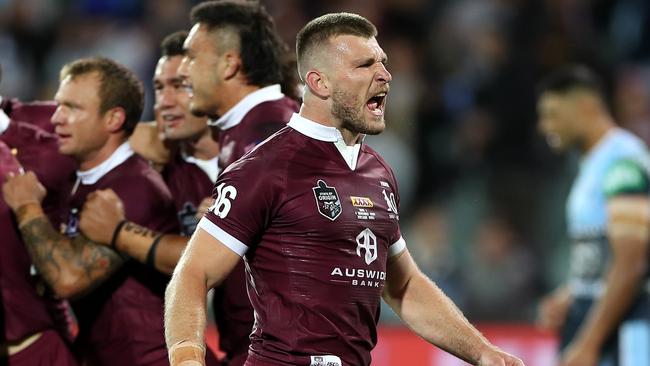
[123,221,159,239]
[19,216,125,295]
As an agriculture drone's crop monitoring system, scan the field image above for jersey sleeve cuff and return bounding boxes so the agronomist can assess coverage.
[197,217,249,257]
[388,236,406,257]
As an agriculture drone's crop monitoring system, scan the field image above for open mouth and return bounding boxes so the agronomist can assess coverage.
[366,92,387,116]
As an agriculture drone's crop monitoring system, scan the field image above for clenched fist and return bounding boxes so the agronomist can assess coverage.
[2,171,46,212]
[80,189,126,244]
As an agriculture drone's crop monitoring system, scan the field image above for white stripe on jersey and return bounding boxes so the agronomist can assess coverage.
[197,217,249,257]
[388,237,406,257]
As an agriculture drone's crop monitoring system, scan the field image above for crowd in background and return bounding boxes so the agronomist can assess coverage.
[2,0,650,323]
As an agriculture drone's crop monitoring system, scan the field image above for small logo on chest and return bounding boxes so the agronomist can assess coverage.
[356,228,378,265]
[61,208,80,237]
[351,196,373,207]
[312,180,342,221]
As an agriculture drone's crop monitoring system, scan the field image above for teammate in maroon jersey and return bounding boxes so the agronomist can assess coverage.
[78,31,217,276]
[80,3,300,365]
[179,5,299,362]
[165,12,525,366]
[1,57,209,366]
[179,0,299,171]
[0,92,77,365]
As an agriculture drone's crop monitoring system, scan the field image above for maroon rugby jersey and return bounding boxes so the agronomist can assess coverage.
[1,106,76,224]
[199,114,406,366]
[1,98,58,133]
[62,144,178,366]
[0,141,56,342]
[213,85,298,172]
[162,152,215,236]
[210,85,298,365]
[0,110,76,344]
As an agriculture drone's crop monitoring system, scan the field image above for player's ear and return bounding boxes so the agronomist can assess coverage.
[304,69,330,99]
[222,52,241,80]
[105,107,127,133]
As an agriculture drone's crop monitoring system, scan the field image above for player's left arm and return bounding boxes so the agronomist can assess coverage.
[2,171,125,299]
[562,159,650,365]
[79,189,186,275]
[382,247,525,366]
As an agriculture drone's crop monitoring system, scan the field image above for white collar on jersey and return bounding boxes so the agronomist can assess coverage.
[209,84,284,131]
[183,153,220,183]
[77,142,134,185]
[287,113,363,170]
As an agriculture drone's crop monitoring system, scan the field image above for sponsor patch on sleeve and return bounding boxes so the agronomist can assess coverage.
[603,159,650,198]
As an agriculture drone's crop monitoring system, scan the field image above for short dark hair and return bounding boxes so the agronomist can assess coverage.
[537,64,605,99]
[60,57,144,136]
[160,30,188,57]
[190,0,288,88]
[296,13,377,75]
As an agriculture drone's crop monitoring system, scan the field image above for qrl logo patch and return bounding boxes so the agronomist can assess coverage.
[62,208,80,238]
[177,201,199,236]
[313,180,342,221]
[356,228,377,265]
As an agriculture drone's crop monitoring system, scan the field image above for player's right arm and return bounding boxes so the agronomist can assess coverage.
[79,189,187,275]
[129,120,171,166]
[165,227,241,366]
[2,172,125,299]
[382,248,525,366]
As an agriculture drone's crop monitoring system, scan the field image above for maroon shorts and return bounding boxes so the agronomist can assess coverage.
[6,329,78,366]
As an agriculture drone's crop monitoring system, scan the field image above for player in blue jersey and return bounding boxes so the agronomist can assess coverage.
[536,65,650,366]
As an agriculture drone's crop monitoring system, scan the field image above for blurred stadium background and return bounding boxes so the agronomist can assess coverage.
[2,0,650,364]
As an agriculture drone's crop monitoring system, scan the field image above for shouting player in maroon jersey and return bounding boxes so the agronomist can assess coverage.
[165,12,525,366]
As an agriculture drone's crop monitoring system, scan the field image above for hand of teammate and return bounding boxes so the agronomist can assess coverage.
[195,197,215,219]
[537,286,572,332]
[477,346,525,366]
[2,170,46,211]
[0,141,23,178]
[80,189,125,244]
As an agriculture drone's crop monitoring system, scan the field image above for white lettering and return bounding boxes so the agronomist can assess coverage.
[209,183,237,218]
[330,267,386,280]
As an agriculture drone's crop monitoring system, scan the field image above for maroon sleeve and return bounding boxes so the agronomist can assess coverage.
[1,120,76,227]
[197,155,280,255]
[3,99,57,133]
